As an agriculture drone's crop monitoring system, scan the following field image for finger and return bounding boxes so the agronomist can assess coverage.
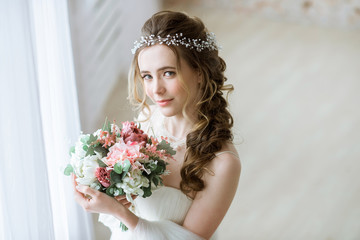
[119,199,131,205]
[72,174,78,191]
[123,202,132,208]
[114,195,126,201]
[74,188,87,203]
[76,185,97,198]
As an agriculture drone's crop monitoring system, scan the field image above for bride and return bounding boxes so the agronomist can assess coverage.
[74,10,241,240]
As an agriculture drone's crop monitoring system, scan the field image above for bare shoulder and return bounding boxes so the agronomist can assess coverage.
[207,142,241,179]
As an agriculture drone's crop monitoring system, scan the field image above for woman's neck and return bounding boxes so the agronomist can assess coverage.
[164,115,194,140]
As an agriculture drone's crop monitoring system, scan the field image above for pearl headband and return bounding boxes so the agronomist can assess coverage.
[131,32,220,54]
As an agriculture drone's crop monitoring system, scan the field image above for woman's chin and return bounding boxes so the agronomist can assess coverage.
[158,108,177,118]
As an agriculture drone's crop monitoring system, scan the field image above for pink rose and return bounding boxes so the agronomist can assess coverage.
[121,121,148,147]
[105,142,145,167]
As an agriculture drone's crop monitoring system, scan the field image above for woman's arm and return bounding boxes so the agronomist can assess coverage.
[183,153,241,239]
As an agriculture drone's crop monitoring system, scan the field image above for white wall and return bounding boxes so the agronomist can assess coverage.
[165,3,360,239]
[68,0,160,133]
[67,1,160,238]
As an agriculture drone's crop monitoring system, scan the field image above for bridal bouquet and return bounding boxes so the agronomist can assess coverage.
[64,118,175,230]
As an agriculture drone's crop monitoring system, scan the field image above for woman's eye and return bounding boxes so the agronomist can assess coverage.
[142,74,152,80]
[164,71,175,77]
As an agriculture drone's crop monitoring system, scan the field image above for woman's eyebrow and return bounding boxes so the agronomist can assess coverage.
[140,66,176,74]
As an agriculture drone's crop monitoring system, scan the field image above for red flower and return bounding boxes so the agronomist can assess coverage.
[95,167,112,187]
[121,121,148,147]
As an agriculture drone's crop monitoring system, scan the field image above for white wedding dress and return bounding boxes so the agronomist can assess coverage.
[99,106,218,240]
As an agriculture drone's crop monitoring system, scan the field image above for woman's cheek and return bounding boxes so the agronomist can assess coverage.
[145,88,154,101]
[144,85,151,97]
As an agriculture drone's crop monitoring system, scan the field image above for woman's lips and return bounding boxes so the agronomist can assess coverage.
[156,99,173,106]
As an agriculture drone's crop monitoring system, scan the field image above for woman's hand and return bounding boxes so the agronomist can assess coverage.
[72,174,140,230]
[114,195,138,209]
[72,175,122,215]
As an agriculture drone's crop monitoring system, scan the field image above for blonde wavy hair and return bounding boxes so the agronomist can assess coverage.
[128,11,234,194]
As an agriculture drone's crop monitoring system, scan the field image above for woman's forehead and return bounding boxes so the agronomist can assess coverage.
[137,44,178,70]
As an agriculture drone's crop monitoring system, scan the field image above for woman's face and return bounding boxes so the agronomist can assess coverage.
[138,44,200,118]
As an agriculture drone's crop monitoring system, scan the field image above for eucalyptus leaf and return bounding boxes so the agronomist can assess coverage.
[80,135,89,144]
[115,188,124,196]
[110,171,122,183]
[123,159,131,172]
[69,146,75,156]
[106,186,115,196]
[142,185,152,198]
[114,162,123,174]
[64,164,74,176]
[82,145,89,152]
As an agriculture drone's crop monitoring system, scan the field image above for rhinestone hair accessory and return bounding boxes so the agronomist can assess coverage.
[131,32,220,54]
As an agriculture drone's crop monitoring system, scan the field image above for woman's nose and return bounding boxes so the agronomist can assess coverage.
[153,79,165,95]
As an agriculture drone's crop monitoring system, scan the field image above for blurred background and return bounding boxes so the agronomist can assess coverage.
[1,0,359,239]
[68,0,360,239]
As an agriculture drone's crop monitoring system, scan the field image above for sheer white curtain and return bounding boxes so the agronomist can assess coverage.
[0,0,94,239]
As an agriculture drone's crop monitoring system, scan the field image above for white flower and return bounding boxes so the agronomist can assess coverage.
[72,154,100,186]
[93,129,102,137]
[116,169,150,197]
[72,134,89,159]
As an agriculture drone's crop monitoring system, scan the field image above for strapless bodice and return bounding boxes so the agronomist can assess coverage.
[98,186,193,236]
[134,186,193,224]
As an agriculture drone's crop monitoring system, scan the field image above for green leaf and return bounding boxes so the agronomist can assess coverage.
[102,117,111,133]
[114,162,123,174]
[64,164,73,176]
[158,177,164,186]
[153,176,159,186]
[93,145,108,157]
[114,188,124,196]
[97,159,107,168]
[80,135,89,144]
[121,171,128,180]
[120,222,128,232]
[153,160,166,174]
[106,186,114,196]
[82,145,89,152]
[150,127,156,138]
[105,184,124,197]
[123,159,131,173]
[156,139,176,155]
[86,134,97,145]
[110,171,123,183]
[85,147,95,156]
[69,146,75,156]
[142,185,152,198]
